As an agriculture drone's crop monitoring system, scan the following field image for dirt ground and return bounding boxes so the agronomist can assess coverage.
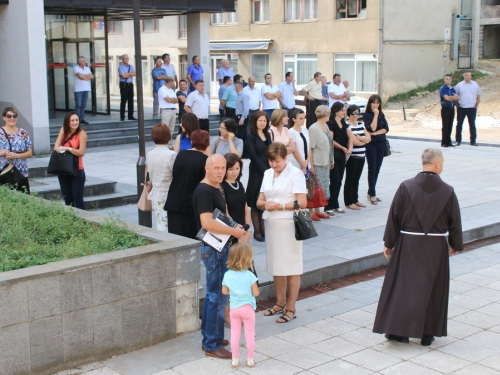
[384,60,500,144]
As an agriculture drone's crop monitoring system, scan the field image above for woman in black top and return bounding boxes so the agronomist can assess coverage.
[164,130,210,239]
[222,153,251,228]
[363,94,389,205]
[325,102,353,215]
[245,110,272,242]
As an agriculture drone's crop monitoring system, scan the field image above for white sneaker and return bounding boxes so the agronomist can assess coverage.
[247,357,254,367]
[231,358,239,368]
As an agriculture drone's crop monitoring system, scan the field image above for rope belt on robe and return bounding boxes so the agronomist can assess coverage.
[400,230,448,236]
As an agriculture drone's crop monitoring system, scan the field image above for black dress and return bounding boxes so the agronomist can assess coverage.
[222,180,247,226]
[244,132,272,208]
[325,118,349,210]
[164,150,208,239]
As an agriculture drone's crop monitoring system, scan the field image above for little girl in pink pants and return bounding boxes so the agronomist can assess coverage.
[222,243,260,368]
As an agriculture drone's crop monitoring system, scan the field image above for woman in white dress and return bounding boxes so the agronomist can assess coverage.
[257,142,307,323]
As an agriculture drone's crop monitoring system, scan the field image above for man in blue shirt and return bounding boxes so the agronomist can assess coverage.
[221,81,238,122]
[152,57,167,118]
[187,55,204,92]
[439,74,459,148]
[118,54,137,121]
[218,76,232,121]
[278,72,298,113]
[217,59,234,85]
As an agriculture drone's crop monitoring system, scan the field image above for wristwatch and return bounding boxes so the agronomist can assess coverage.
[69,147,73,152]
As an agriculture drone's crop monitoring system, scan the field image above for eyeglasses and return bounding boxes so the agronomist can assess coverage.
[5,114,18,119]
[219,126,227,130]
[352,112,360,115]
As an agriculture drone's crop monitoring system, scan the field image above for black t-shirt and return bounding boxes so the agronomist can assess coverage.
[192,183,227,232]
[327,118,349,160]
[222,180,246,226]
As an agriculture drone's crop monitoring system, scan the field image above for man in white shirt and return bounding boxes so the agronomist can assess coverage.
[185,80,211,132]
[455,71,481,146]
[278,72,298,114]
[301,72,326,127]
[244,76,261,125]
[158,77,178,146]
[261,73,282,118]
[73,56,94,125]
[161,53,178,89]
[328,73,349,109]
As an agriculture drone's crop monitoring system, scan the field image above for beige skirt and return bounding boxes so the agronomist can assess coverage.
[265,218,303,276]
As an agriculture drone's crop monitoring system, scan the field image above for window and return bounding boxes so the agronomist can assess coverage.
[335,53,377,92]
[142,19,159,32]
[212,1,238,25]
[285,0,318,22]
[251,54,270,83]
[179,15,187,39]
[283,54,317,85]
[336,0,367,19]
[108,21,122,34]
[253,0,270,23]
[179,55,188,83]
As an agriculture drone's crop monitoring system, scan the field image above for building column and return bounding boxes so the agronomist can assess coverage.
[187,13,211,99]
[0,0,50,153]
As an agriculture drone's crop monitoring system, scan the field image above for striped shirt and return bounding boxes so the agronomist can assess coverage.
[349,121,366,158]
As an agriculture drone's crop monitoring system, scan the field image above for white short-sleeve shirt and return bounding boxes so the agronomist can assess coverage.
[158,86,176,109]
[185,90,210,119]
[161,63,177,78]
[260,162,307,220]
[288,126,310,170]
[328,82,347,108]
[261,84,280,110]
[74,65,92,92]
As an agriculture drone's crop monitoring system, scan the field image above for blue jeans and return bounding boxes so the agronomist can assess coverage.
[456,107,477,144]
[74,91,89,121]
[201,243,229,352]
[263,109,274,118]
[365,141,385,197]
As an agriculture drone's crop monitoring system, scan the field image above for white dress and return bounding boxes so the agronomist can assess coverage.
[260,162,307,276]
[288,126,310,170]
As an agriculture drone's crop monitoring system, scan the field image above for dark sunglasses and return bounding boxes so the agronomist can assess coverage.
[352,112,360,115]
[6,114,18,119]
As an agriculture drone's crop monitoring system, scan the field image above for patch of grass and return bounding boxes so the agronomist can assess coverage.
[388,69,488,103]
[0,186,148,272]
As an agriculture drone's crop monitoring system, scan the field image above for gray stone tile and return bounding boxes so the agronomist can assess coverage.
[380,361,442,375]
[61,268,93,313]
[473,267,500,279]
[121,258,152,299]
[481,353,500,372]
[0,281,28,328]
[173,357,234,375]
[438,339,497,362]
[150,289,176,345]
[452,310,500,329]
[372,341,430,360]
[63,308,94,368]
[464,330,500,350]
[449,280,478,294]
[122,294,151,352]
[28,275,61,320]
[335,309,375,327]
[410,350,471,373]
[237,358,302,375]
[448,304,469,318]
[339,328,388,347]
[424,334,459,349]
[275,348,334,370]
[342,348,402,372]
[360,303,379,314]
[92,263,122,306]
[346,290,382,305]
[151,371,181,375]
[447,319,483,339]
[175,283,198,334]
[448,294,490,310]
[309,337,365,358]
[476,302,500,317]
[254,336,301,357]
[0,323,30,375]
[275,326,331,347]
[309,359,373,375]
[79,368,123,375]
[454,273,498,287]
[149,252,176,291]
[30,316,65,375]
[313,299,366,318]
[175,248,200,286]
[297,293,345,311]
[93,301,123,361]
[453,364,500,375]
[306,317,359,337]
[464,287,500,303]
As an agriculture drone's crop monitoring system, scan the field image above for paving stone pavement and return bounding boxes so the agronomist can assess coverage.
[55,242,500,375]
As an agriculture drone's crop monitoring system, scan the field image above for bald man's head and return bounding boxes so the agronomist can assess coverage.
[205,154,227,184]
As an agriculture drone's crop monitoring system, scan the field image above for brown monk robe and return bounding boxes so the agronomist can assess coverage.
[373,157,463,345]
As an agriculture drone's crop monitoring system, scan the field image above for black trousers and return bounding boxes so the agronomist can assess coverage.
[58,169,86,210]
[441,106,455,146]
[307,99,321,128]
[344,156,365,206]
[326,156,346,210]
[456,107,477,144]
[226,107,237,122]
[365,141,385,197]
[236,114,249,140]
[120,83,134,119]
[199,118,210,132]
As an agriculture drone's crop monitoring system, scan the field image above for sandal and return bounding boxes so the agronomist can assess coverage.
[264,303,286,316]
[276,310,297,323]
[370,197,378,205]
[325,210,335,216]
[354,202,366,208]
[346,204,360,210]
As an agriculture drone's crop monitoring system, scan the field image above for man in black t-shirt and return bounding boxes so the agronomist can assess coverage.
[193,154,246,359]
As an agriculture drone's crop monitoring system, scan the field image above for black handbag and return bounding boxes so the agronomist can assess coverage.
[293,201,318,241]
[47,133,79,176]
[0,129,30,193]
[384,140,392,157]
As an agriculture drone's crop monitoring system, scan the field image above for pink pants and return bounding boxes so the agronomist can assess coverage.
[230,304,256,358]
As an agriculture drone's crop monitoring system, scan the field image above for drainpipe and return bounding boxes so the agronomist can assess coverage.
[377,0,384,98]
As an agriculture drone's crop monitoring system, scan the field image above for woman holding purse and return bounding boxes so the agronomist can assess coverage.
[54,111,87,209]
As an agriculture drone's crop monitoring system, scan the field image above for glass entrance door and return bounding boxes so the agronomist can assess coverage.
[210,55,225,98]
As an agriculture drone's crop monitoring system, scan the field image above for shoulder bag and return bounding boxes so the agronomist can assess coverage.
[0,128,30,193]
[306,172,328,208]
[293,201,318,241]
[47,133,79,176]
[137,165,152,211]
[384,140,392,157]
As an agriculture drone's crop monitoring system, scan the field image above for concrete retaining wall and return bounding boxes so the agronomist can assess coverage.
[0,209,201,375]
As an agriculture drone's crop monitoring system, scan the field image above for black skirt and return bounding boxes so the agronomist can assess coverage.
[246,167,263,209]
[167,211,198,240]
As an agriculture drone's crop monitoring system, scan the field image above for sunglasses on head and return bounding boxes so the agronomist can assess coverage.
[6,114,18,119]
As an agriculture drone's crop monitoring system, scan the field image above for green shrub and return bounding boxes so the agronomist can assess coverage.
[0,186,148,272]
